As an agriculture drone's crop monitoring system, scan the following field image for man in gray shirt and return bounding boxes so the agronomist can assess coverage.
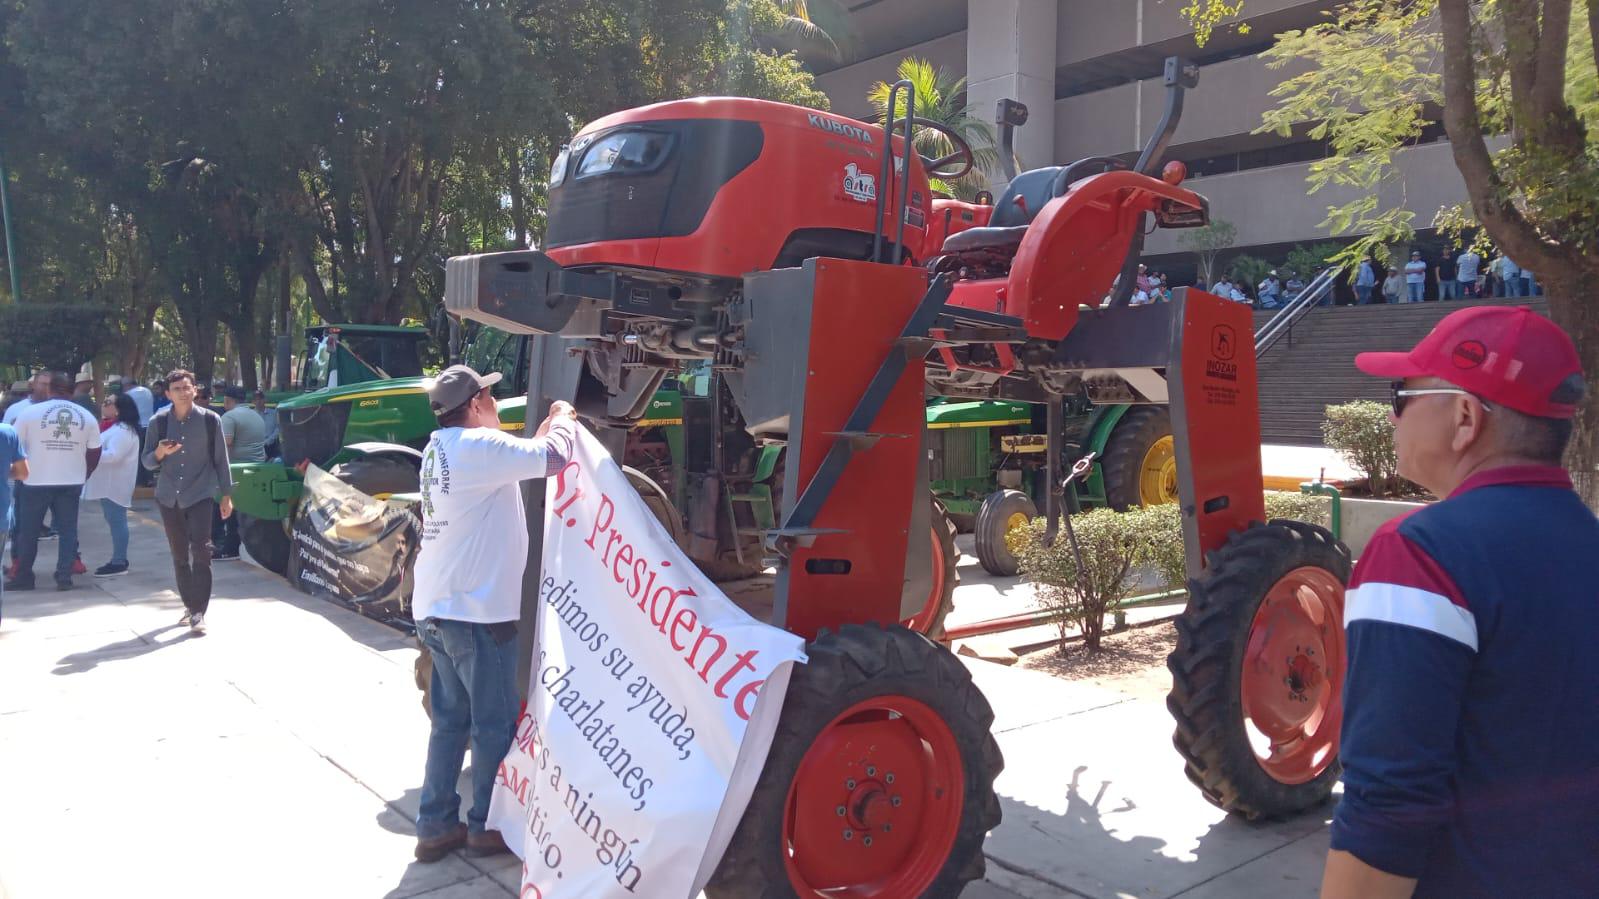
[142,369,233,635]
[213,386,266,560]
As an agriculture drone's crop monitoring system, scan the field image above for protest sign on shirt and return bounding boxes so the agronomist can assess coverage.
[488,425,807,899]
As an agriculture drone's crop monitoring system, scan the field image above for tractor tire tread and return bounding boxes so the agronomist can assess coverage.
[1164,520,1352,821]
[706,624,1002,899]
[1099,406,1173,510]
[974,489,1036,577]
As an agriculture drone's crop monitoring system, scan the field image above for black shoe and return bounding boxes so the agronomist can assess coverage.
[213,550,240,562]
[3,578,34,592]
[94,562,129,578]
[55,579,73,591]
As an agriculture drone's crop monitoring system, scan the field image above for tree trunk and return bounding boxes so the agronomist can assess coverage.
[185,315,218,386]
[235,321,260,392]
[508,143,529,249]
[1544,274,1599,508]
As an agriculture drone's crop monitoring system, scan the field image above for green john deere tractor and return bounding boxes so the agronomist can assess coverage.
[232,324,443,574]
[927,397,1175,577]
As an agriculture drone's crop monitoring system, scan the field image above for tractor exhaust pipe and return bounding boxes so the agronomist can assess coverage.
[995,98,1028,186]
[1108,56,1199,309]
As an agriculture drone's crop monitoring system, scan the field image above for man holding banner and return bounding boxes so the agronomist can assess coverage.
[412,365,576,863]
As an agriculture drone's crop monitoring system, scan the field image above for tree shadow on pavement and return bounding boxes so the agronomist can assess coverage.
[52,624,194,675]
[988,764,1329,898]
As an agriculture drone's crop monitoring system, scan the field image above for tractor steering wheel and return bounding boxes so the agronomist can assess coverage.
[887,116,976,181]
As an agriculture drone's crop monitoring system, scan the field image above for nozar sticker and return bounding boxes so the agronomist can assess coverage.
[807,113,874,145]
[842,163,877,203]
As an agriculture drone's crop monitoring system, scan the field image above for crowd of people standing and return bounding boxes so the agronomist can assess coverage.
[0,366,279,629]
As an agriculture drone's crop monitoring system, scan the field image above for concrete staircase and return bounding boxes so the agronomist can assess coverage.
[1251,298,1551,445]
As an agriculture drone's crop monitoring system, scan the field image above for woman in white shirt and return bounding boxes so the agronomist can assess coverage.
[83,394,141,577]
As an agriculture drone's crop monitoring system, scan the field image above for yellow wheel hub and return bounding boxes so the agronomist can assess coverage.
[1138,435,1179,506]
[1005,511,1030,534]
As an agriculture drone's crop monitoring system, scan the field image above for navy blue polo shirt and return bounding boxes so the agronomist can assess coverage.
[1332,465,1599,896]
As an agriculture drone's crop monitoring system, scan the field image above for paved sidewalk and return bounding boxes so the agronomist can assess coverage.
[0,501,1330,898]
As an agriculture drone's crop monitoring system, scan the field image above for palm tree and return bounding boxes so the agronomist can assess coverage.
[758,0,842,64]
[868,58,1001,200]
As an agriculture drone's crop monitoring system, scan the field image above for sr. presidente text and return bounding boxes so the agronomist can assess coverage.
[550,459,773,721]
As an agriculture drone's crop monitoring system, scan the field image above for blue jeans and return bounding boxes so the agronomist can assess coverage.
[101,499,129,565]
[1438,279,1458,300]
[1504,275,1523,297]
[13,484,79,585]
[1356,285,1375,305]
[417,617,520,839]
[1407,282,1425,302]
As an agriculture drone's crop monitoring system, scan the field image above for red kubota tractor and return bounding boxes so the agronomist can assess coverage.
[445,57,1350,897]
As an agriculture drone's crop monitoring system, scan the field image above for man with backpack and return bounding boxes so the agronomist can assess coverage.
[142,369,233,635]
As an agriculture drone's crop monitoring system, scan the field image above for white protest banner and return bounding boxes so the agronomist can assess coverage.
[488,424,807,898]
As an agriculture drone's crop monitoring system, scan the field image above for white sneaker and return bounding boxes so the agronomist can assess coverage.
[179,612,193,626]
[190,613,207,636]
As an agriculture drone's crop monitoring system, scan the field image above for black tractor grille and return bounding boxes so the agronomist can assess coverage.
[277,402,351,468]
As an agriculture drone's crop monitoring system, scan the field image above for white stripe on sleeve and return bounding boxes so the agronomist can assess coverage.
[1345,582,1479,651]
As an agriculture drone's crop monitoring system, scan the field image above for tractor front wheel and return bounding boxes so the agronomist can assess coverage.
[706,624,1002,899]
[973,490,1036,577]
[1166,520,1352,820]
[239,513,291,575]
[903,498,959,640]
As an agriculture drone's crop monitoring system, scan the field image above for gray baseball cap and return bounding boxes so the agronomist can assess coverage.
[424,365,501,415]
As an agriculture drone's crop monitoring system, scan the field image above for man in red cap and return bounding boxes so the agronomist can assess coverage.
[1322,306,1597,898]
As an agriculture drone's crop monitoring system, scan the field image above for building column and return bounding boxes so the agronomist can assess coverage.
[965,0,1058,187]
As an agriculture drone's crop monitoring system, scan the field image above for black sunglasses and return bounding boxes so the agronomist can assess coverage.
[1389,380,1492,417]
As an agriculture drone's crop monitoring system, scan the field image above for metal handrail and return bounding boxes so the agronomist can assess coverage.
[1254,265,1342,359]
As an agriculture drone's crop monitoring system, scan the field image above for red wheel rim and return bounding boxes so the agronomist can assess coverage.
[903,524,945,634]
[782,694,965,896]
[1240,565,1346,784]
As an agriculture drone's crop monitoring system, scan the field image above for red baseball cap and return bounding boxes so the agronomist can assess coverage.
[1355,305,1585,419]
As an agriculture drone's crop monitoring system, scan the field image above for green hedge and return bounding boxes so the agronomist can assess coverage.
[1009,492,1331,652]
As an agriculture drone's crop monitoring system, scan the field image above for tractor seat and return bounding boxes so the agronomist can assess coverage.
[940,224,1028,254]
[938,165,1061,255]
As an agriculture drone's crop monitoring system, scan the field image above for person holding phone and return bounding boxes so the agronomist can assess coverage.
[142,369,232,635]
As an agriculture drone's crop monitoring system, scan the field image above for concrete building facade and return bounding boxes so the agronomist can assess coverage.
[808,0,1470,288]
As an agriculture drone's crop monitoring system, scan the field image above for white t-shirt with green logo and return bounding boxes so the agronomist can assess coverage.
[14,397,102,486]
[412,422,571,624]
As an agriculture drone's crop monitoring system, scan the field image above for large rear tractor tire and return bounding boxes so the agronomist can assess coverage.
[1101,407,1177,510]
[328,455,422,499]
[623,465,686,549]
[1166,520,1352,820]
[903,497,959,641]
[973,489,1036,577]
[706,624,1003,899]
[239,514,292,575]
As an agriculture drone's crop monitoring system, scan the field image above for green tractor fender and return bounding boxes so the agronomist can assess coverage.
[1073,403,1133,507]
[230,461,304,522]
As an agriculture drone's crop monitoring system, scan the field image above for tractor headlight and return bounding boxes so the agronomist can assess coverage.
[573,130,674,180]
[548,145,571,189]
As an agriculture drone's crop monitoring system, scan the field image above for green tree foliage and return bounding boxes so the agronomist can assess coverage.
[1185,0,1599,503]
[1,0,828,385]
[1322,400,1403,497]
[1010,508,1156,652]
[1283,242,1344,281]
[867,58,1000,199]
[1177,218,1237,284]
